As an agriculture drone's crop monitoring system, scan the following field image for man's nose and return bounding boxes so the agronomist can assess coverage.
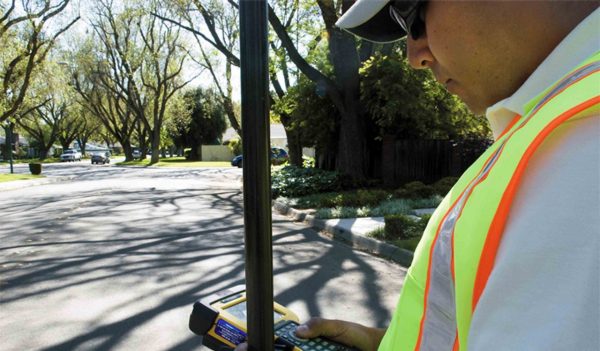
[406,34,434,69]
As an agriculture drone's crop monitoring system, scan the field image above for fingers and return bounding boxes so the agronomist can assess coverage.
[234,342,248,351]
[294,317,347,340]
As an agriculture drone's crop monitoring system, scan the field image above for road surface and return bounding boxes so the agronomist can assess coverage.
[0,164,406,350]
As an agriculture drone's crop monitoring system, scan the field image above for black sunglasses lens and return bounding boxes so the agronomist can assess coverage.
[389,6,409,32]
[390,1,426,39]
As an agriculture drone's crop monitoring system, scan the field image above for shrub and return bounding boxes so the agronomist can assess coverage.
[271,165,342,198]
[432,177,459,196]
[302,156,315,168]
[312,189,389,208]
[394,181,435,199]
[384,213,431,240]
[384,214,417,240]
[228,137,243,156]
[368,199,413,217]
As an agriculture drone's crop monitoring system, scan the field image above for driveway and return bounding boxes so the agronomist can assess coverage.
[0,166,405,350]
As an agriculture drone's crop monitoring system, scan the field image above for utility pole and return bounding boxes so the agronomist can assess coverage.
[240,1,273,351]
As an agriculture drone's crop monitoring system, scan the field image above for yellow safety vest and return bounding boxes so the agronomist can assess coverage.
[379,51,600,351]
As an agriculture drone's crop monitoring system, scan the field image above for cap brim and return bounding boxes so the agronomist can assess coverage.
[336,1,406,43]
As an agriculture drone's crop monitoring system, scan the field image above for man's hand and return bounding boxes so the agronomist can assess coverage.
[233,317,386,351]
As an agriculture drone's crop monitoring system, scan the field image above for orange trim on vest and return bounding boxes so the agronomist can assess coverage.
[453,332,460,351]
[414,146,506,350]
[472,95,600,310]
[497,114,522,140]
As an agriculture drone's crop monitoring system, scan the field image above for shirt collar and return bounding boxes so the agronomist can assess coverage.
[485,8,600,140]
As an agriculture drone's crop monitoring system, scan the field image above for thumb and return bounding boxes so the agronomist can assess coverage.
[294,317,339,339]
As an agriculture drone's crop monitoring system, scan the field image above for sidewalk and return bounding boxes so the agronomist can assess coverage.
[0,175,76,192]
[273,200,430,267]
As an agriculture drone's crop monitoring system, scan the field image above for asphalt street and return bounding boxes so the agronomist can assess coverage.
[0,163,406,351]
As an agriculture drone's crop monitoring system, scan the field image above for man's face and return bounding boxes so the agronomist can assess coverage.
[406,1,529,115]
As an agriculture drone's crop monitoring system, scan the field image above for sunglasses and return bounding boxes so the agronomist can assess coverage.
[389,0,427,40]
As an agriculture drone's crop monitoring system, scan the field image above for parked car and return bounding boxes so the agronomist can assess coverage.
[60,148,82,162]
[132,149,142,159]
[231,147,289,168]
[91,152,111,165]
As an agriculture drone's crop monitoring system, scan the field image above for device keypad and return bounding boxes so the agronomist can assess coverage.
[274,320,355,351]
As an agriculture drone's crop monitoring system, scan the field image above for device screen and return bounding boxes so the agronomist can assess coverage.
[225,301,284,322]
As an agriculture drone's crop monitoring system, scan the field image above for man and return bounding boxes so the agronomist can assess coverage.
[237,1,599,350]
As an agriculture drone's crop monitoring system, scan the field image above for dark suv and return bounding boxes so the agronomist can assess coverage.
[231,147,289,168]
[91,152,111,165]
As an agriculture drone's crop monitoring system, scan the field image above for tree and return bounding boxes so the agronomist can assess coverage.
[159,0,322,167]
[160,0,242,138]
[272,75,338,169]
[75,109,102,157]
[138,4,193,163]
[18,99,64,160]
[168,87,227,161]
[0,0,79,124]
[266,0,381,180]
[361,50,491,140]
[71,41,136,161]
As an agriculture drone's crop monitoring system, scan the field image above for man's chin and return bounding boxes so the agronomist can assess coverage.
[459,96,487,116]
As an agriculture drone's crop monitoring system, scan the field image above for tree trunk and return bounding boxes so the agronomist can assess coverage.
[150,127,160,164]
[189,144,200,161]
[123,142,134,161]
[287,131,303,167]
[77,136,89,157]
[328,29,367,181]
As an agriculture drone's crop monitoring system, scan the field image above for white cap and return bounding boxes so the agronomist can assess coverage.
[335,0,406,43]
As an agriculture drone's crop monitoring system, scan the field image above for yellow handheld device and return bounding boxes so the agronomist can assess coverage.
[189,286,359,351]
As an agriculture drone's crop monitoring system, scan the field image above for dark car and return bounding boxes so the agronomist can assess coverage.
[91,152,111,165]
[231,147,289,168]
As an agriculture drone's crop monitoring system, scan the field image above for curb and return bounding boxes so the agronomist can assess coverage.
[0,175,77,191]
[273,200,414,267]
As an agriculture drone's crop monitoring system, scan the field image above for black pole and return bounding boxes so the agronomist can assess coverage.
[239,1,274,351]
[8,122,14,174]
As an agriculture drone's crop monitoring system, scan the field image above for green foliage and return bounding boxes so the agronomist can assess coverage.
[368,226,422,252]
[168,87,227,160]
[312,198,440,219]
[432,177,459,197]
[384,214,431,240]
[360,48,491,140]
[271,165,342,198]
[394,181,435,199]
[293,189,391,209]
[302,156,315,168]
[228,137,243,156]
[271,76,338,151]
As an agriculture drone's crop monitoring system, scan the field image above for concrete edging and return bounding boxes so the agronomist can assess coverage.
[273,200,414,267]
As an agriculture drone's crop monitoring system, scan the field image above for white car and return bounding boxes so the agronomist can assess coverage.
[132,150,142,159]
[60,149,82,162]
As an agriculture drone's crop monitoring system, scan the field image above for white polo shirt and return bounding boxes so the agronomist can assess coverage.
[468,9,599,351]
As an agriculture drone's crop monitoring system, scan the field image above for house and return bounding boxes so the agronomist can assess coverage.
[222,123,315,158]
[222,123,288,148]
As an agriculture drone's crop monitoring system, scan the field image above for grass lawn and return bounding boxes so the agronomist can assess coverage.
[117,157,231,168]
[367,227,422,252]
[0,173,44,183]
[0,158,61,164]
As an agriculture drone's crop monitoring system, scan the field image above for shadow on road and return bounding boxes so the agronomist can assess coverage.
[0,180,398,351]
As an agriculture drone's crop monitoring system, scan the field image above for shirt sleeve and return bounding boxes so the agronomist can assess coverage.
[468,114,600,351]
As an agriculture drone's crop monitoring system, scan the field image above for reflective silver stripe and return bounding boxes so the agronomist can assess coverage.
[420,145,504,351]
[419,58,599,350]
[530,62,600,117]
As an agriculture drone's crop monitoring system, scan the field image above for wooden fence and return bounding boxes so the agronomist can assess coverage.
[381,137,490,187]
